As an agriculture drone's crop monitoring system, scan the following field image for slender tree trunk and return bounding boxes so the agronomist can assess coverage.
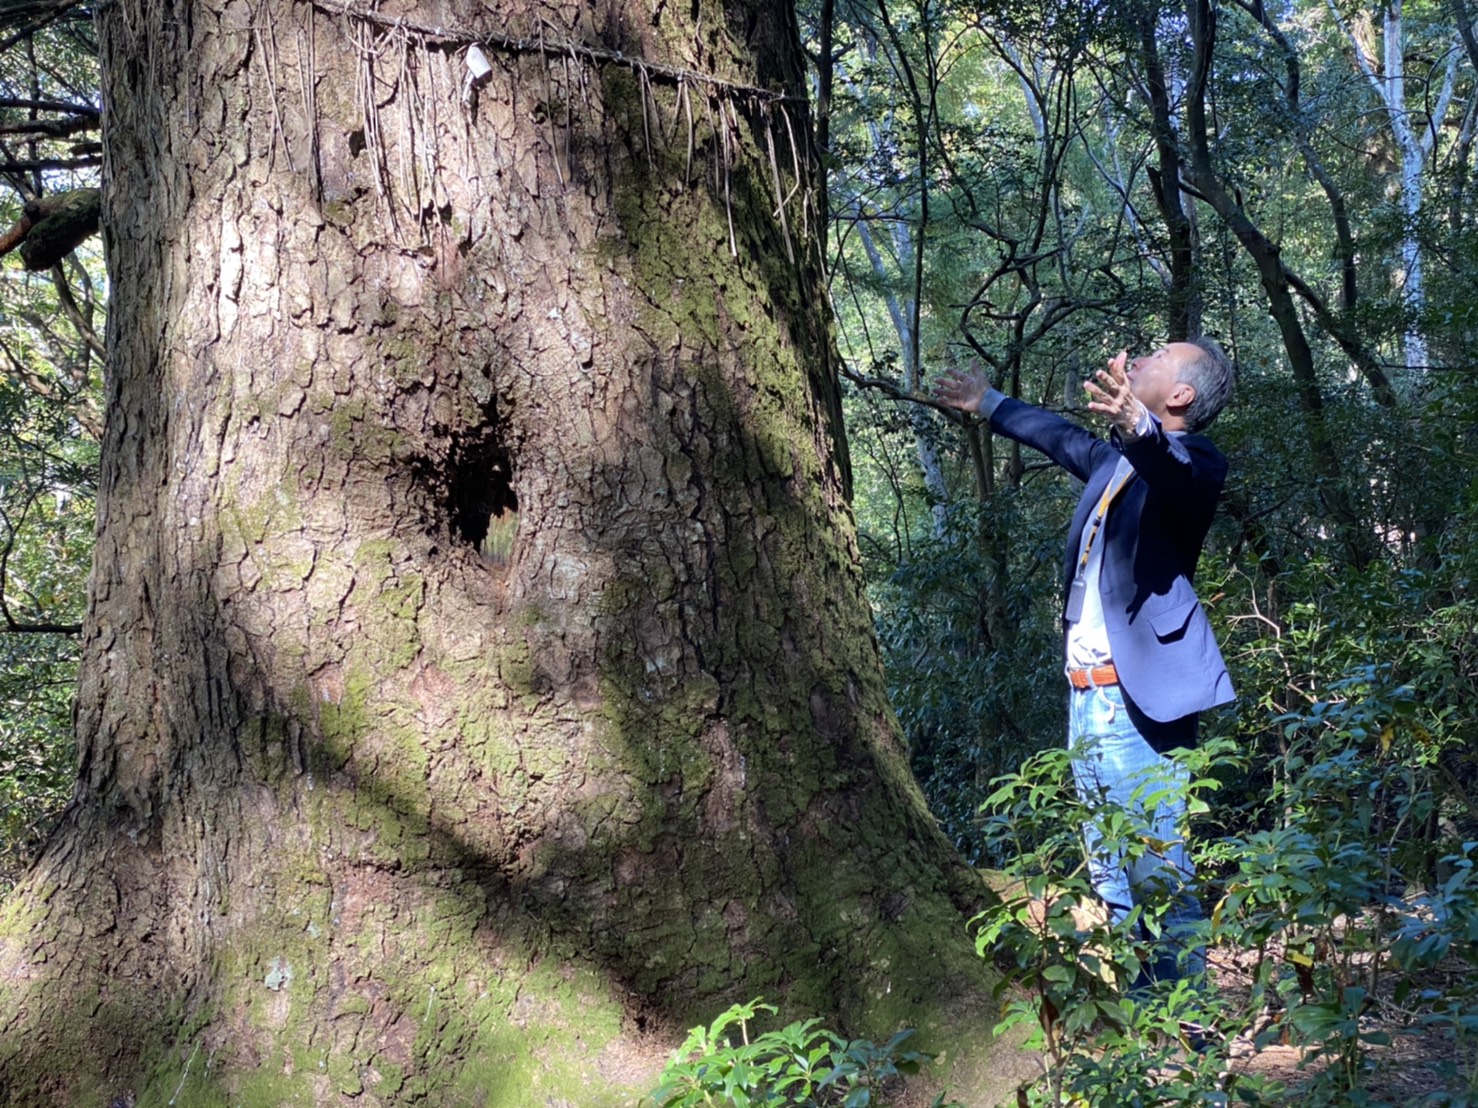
[0,1,1008,1103]
[1182,0,1376,567]
[851,215,950,529]
[1137,0,1201,341]
[1326,0,1463,376]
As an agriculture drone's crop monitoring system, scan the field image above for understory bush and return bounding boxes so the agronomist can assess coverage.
[0,633,77,895]
[645,998,962,1107]
[974,683,1478,1107]
[648,653,1478,1107]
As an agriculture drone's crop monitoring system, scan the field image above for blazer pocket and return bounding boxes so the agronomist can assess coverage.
[1149,598,1198,642]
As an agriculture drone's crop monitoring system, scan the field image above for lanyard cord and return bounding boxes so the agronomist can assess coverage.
[1076,469,1135,575]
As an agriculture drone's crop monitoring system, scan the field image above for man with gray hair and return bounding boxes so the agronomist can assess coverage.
[936,339,1236,993]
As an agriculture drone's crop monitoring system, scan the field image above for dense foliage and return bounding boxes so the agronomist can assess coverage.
[815,0,1478,865]
[976,724,1478,1105]
[648,999,959,1107]
[811,0,1478,1097]
[0,2,100,894]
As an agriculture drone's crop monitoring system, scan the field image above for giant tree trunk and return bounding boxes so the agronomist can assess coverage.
[0,0,1011,1104]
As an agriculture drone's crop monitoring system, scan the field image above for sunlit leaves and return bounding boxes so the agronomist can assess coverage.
[0,3,101,889]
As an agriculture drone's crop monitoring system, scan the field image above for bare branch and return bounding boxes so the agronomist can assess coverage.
[0,493,83,635]
[0,618,82,634]
[0,97,99,117]
[0,0,93,56]
[0,117,96,139]
[0,155,99,172]
[50,262,104,360]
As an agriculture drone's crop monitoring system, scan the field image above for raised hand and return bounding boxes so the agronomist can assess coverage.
[933,365,992,414]
[1084,350,1145,435]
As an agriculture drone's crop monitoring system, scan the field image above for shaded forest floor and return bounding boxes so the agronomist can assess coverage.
[897,903,1477,1108]
[1213,940,1473,1105]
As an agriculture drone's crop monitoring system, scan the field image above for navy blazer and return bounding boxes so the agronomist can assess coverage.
[989,397,1235,722]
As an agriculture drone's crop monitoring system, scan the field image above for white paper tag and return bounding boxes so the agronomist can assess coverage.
[465,45,493,79]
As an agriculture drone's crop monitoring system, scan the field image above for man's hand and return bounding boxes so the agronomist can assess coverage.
[933,365,991,414]
[1084,350,1146,436]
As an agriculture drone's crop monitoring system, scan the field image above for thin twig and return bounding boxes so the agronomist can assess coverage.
[539,21,565,187]
[681,78,694,183]
[299,2,321,202]
[257,0,298,175]
[49,262,104,359]
[779,102,807,246]
[720,98,736,257]
[765,113,794,264]
[562,52,572,175]
[638,64,654,169]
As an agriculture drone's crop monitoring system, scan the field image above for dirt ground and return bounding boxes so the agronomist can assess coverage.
[905,928,1476,1107]
[1211,940,1473,1105]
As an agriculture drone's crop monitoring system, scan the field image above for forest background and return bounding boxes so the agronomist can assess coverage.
[0,0,1474,1103]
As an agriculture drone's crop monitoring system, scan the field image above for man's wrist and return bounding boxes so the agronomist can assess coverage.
[1118,401,1151,440]
[978,388,1006,419]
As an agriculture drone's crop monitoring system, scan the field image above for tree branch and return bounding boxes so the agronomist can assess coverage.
[50,261,104,360]
[0,0,93,56]
[0,155,99,172]
[0,618,82,634]
[0,96,99,117]
[0,117,96,139]
[1182,0,1376,567]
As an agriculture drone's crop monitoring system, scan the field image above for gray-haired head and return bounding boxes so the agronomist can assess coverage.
[1178,336,1236,432]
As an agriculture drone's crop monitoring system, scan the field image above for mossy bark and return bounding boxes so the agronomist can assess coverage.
[0,0,1019,1103]
[17,187,102,270]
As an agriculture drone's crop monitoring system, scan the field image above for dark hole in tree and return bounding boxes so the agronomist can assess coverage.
[446,421,519,563]
[420,201,455,228]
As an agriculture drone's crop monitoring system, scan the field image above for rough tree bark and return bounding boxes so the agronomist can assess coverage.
[0,0,1015,1104]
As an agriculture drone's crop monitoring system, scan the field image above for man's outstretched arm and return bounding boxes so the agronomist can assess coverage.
[934,364,1106,482]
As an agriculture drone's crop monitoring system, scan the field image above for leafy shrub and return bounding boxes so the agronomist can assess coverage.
[973,739,1272,1106]
[0,632,77,895]
[975,709,1478,1107]
[646,998,961,1107]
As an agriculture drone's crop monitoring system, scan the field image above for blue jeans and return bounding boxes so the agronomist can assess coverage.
[1068,683,1205,987]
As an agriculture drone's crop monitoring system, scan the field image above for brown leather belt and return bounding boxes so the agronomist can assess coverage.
[1067,663,1119,690]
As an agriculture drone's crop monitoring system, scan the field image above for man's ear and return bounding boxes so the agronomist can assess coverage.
[1168,381,1196,413]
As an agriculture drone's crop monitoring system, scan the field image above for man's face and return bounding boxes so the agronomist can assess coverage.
[1128,342,1198,422]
